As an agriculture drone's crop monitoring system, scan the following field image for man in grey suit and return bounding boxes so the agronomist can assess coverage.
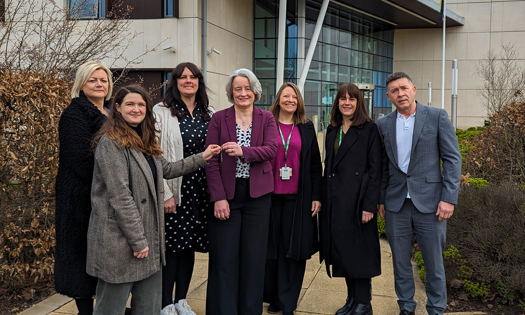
[377,72,461,315]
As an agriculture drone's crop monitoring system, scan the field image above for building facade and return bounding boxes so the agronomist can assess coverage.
[5,0,525,128]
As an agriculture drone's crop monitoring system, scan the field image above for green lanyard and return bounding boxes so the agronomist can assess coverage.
[339,126,344,146]
[278,124,294,166]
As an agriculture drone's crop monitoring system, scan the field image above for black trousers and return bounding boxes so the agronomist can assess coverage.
[264,194,306,312]
[161,249,195,307]
[206,179,271,315]
[346,277,372,304]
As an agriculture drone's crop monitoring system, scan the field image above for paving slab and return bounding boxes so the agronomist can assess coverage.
[19,238,486,315]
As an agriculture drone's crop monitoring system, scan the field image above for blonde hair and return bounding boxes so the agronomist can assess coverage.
[71,61,113,100]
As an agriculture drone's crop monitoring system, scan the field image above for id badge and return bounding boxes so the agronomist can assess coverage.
[280,166,292,180]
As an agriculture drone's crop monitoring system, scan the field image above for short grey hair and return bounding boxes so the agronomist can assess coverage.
[225,68,262,103]
[386,72,413,89]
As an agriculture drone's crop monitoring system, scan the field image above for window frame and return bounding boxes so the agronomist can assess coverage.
[69,0,106,19]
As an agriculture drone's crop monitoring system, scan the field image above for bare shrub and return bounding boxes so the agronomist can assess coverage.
[476,43,525,116]
[463,101,525,184]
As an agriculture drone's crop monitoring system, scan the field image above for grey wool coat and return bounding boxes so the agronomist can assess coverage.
[86,135,207,284]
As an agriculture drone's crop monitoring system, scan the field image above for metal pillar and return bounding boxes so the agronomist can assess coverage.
[451,59,458,129]
[276,0,287,92]
[298,0,330,93]
[428,82,432,107]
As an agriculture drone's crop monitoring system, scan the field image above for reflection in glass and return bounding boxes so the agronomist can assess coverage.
[70,0,104,18]
[255,59,276,79]
[255,39,277,59]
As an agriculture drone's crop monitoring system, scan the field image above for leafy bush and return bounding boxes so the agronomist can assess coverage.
[456,127,484,165]
[463,280,489,298]
[448,181,525,299]
[0,71,69,302]
[466,178,489,189]
[377,215,386,238]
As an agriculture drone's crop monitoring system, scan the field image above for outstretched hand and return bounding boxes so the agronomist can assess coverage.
[204,144,221,160]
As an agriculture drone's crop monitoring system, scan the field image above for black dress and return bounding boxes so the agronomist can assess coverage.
[165,106,210,253]
[54,94,106,298]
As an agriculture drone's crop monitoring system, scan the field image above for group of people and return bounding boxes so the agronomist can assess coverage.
[54,60,461,315]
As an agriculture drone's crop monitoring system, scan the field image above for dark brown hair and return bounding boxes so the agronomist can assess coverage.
[93,85,163,157]
[163,62,212,121]
[269,82,308,125]
[330,83,371,127]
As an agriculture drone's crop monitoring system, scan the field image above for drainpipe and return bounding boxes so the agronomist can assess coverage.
[202,0,208,81]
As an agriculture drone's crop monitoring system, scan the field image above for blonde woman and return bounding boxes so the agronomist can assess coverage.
[55,60,113,315]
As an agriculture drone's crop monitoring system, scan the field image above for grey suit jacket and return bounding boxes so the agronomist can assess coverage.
[377,102,461,213]
[87,135,207,283]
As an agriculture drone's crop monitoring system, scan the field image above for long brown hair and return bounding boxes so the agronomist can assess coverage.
[163,62,212,121]
[269,82,308,125]
[330,83,371,127]
[93,85,163,157]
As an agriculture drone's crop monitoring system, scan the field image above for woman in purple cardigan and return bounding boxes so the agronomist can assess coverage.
[204,68,279,315]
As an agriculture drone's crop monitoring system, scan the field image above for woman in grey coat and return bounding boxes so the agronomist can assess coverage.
[87,85,220,315]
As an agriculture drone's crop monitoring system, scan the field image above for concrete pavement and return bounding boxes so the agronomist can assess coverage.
[18,239,485,315]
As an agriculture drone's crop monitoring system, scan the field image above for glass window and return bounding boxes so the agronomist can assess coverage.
[307,61,322,81]
[339,31,351,49]
[255,19,277,39]
[287,19,298,37]
[286,38,297,59]
[363,53,373,70]
[254,59,276,79]
[339,65,351,84]
[69,0,105,19]
[322,26,338,45]
[306,39,322,62]
[338,47,350,65]
[255,39,276,58]
[165,0,174,17]
[258,79,276,109]
[322,43,337,64]
[255,2,276,18]
[351,34,362,51]
[305,22,315,40]
[350,50,361,68]
[284,58,297,80]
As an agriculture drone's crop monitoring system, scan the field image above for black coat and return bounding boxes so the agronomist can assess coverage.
[319,121,382,278]
[267,121,322,261]
[54,94,106,298]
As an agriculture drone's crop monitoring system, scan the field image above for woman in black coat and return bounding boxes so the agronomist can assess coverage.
[319,83,382,315]
[54,61,113,315]
[264,82,322,315]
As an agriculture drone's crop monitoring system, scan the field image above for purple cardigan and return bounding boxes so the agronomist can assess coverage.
[205,105,279,202]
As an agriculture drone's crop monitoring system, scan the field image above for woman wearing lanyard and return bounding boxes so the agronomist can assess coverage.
[264,82,322,315]
[320,83,382,315]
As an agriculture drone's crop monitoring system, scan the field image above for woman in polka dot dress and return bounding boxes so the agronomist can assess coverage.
[153,62,214,314]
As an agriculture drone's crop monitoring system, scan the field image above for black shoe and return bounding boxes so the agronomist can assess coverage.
[348,303,372,315]
[335,297,355,315]
[399,310,415,315]
[124,308,132,315]
[282,312,294,315]
[267,304,281,314]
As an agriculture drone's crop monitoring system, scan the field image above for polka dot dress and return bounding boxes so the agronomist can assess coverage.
[165,104,210,253]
